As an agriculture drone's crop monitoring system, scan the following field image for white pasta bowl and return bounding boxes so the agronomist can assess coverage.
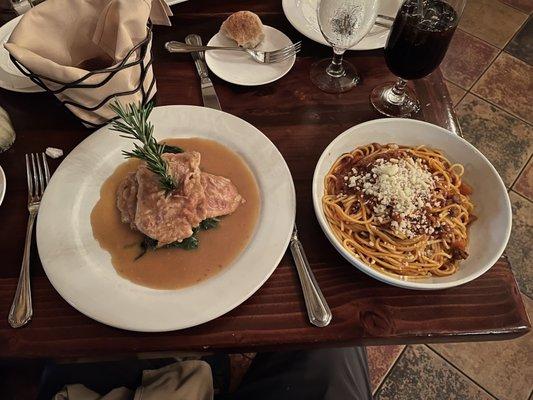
[312,118,512,290]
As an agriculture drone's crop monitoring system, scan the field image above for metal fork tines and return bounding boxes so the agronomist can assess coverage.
[257,41,302,63]
[165,40,302,64]
[8,153,50,328]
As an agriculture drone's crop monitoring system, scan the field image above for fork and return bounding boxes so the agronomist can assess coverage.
[165,41,302,64]
[8,153,50,328]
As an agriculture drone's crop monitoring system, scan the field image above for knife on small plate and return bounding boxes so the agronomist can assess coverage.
[185,34,221,111]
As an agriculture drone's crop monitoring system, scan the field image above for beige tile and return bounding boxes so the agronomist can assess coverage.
[376,345,495,400]
[501,0,533,14]
[441,29,499,90]
[445,80,467,106]
[514,158,533,201]
[473,52,533,124]
[366,345,405,393]
[507,192,533,297]
[457,94,533,187]
[430,295,533,400]
[460,0,528,48]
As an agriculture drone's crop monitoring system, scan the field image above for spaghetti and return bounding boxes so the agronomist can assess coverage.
[322,143,475,279]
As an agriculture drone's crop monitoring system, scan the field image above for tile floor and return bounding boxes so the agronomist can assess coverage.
[369,2,533,398]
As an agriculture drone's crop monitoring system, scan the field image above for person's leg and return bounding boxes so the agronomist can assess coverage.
[225,347,372,400]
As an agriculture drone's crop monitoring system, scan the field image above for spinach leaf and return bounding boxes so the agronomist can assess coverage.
[165,232,199,250]
[136,217,220,260]
[200,217,219,230]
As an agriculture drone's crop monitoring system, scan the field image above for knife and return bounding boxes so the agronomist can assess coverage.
[185,34,221,111]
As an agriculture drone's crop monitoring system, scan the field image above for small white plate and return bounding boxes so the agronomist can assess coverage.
[37,105,296,332]
[312,118,512,290]
[165,0,188,5]
[205,26,296,86]
[0,165,5,206]
[282,0,402,51]
[0,16,43,93]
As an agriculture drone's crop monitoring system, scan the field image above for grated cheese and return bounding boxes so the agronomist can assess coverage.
[45,147,63,159]
[346,157,437,238]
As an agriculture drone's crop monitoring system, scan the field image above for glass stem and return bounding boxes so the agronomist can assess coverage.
[326,48,346,78]
[386,78,408,105]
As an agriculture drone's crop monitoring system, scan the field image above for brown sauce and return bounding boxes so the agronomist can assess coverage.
[90,138,261,290]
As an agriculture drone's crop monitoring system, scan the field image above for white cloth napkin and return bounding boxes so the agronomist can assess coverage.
[4,0,172,126]
[53,361,214,400]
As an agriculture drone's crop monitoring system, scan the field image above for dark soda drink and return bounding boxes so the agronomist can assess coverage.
[385,0,459,80]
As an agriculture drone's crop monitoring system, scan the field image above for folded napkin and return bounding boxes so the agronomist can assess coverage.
[5,0,172,127]
[53,361,214,400]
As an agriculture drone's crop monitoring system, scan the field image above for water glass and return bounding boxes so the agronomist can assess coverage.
[310,0,379,93]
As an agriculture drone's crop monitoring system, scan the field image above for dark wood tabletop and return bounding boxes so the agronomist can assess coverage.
[0,0,529,359]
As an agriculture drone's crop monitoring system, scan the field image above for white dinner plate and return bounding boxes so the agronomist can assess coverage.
[0,16,43,93]
[37,105,296,332]
[312,118,512,290]
[205,26,296,86]
[282,0,402,51]
[0,165,5,206]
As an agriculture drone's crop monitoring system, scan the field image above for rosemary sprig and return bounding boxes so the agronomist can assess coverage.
[109,101,176,193]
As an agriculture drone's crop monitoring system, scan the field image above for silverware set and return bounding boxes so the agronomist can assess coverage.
[8,153,50,328]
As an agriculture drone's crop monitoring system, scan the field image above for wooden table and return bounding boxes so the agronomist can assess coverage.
[0,0,529,359]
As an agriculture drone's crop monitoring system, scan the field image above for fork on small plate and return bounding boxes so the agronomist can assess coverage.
[8,153,50,328]
[165,40,302,64]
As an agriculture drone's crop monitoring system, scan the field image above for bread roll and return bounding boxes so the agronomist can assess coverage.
[220,11,265,49]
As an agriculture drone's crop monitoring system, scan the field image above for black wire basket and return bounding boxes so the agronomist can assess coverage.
[10,26,156,128]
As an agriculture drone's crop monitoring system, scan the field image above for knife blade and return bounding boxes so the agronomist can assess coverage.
[185,34,221,111]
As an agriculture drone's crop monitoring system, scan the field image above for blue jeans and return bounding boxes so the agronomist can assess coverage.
[221,347,372,400]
